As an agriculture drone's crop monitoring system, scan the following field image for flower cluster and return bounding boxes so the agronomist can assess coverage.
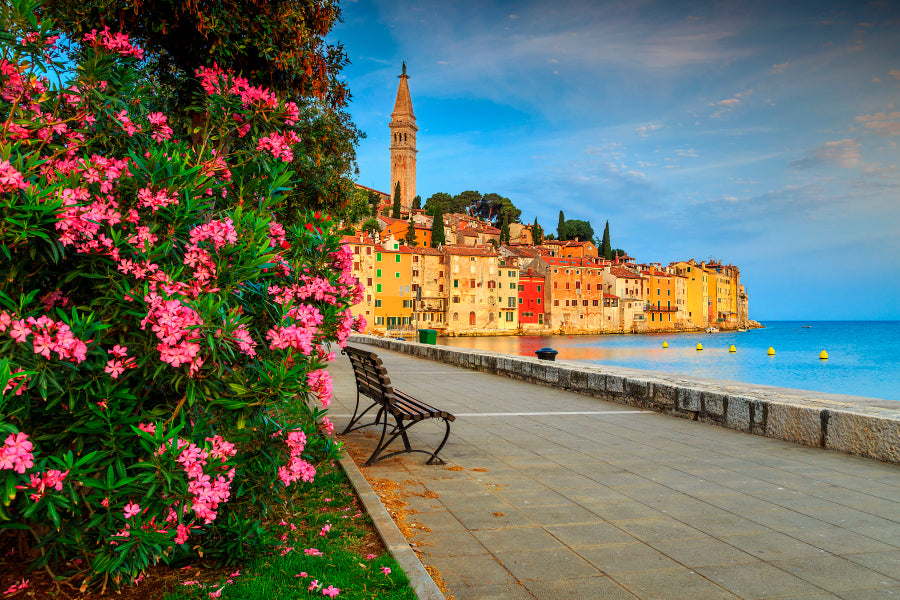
[3,313,89,363]
[277,430,316,486]
[307,369,333,408]
[0,432,33,474]
[83,27,144,60]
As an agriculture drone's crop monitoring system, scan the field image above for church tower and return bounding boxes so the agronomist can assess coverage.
[389,62,417,214]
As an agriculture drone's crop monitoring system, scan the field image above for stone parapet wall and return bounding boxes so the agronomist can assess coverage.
[349,335,900,465]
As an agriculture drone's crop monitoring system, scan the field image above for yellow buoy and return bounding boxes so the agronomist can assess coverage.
[767,346,775,356]
[819,350,828,360]
[696,343,703,351]
[729,345,736,353]
[662,341,669,348]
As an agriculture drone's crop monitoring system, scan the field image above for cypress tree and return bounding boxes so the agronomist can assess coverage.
[557,210,565,239]
[391,181,401,219]
[431,208,445,247]
[412,195,422,210]
[532,217,543,245]
[602,220,612,260]
[500,214,510,244]
[403,213,418,246]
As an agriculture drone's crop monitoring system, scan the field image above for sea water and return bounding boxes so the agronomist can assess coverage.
[436,321,900,402]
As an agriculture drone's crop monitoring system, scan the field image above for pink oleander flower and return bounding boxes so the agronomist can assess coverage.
[304,547,323,557]
[138,422,156,435]
[366,553,376,560]
[319,523,331,536]
[321,585,340,597]
[308,580,320,592]
[381,566,391,575]
[123,502,141,518]
[2,579,29,595]
[0,432,34,473]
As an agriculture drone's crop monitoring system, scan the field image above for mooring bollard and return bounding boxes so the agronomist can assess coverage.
[535,347,558,361]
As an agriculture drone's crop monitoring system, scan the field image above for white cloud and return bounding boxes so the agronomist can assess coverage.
[710,90,753,118]
[790,139,861,170]
[855,111,900,136]
[771,62,789,74]
[635,123,663,137]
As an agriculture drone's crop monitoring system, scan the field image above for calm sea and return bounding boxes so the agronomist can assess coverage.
[436,321,900,402]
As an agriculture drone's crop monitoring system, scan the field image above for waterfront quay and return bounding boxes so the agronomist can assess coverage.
[331,342,900,600]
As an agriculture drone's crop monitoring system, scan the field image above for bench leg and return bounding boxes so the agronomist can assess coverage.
[426,418,451,465]
[365,415,401,467]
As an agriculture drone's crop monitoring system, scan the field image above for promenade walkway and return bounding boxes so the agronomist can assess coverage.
[330,343,900,600]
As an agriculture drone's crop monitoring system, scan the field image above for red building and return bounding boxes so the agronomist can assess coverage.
[518,269,546,327]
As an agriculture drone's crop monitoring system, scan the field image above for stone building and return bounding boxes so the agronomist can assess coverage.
[411,247,447,330]
[389,63,417,214]
[443,246,500,334]
[603,267,648,332]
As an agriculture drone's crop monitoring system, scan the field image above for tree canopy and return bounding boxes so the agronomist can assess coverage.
[558,218,594,242]
[391,181,401,219]
[424,190,521,227]
[431,208,445,247]
[532,218,543,245]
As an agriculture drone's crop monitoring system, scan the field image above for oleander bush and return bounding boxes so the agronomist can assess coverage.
[0,0,364,590]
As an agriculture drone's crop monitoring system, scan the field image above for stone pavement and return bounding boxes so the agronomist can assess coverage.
[329,343,900,600]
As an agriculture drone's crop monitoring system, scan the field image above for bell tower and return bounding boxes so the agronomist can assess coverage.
[389,62,417,214]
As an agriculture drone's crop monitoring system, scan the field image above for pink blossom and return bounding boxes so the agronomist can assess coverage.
[0,432,34,474]
[303,548,323,557]
[321,585,340,597]
[381,566,391,575]
[2,579,29,595]
[138,422,156,435]
[124,502,141,518]
[307,369,333,407]
[319,523,331,536]
[308,580,321,592]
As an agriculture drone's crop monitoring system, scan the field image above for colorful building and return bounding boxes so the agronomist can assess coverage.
[444,246,501,334]
[372,238,414,332]
[670,260,709,329]
[517,268,547,330]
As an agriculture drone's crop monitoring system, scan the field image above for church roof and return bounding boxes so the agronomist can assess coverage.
[392,67,415,119]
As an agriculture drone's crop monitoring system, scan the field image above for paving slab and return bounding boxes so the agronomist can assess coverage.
[329,343,900,600]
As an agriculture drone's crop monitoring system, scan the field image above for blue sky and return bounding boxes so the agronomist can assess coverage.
[331,0,900,320]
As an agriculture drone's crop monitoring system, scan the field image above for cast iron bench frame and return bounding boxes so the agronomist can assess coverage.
[340,345,455,466]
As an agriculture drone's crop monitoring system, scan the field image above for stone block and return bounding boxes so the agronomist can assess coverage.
[625,378,651,404]
[557,367,572,389]
[481,354,498,373]
[725,395,752,431]
[587,372,604,397]
[605,375,625,396]
[680,388,702,413]
[569,369,589,394]
[652,383,678,408]
[766,403,823,448]
[825,412,900,465]
[701,392,727,419]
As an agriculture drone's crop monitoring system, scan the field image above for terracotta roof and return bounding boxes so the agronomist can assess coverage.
[354,183,389,196]
[442,246,498,257]
[341,234,374,245]
[414,247,443,256]
[604,293,619,299]
[609,267,644,279]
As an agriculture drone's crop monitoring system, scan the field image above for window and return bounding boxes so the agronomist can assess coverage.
[376,252,382,261]
[537,285,541,292]
[566,282,571,290]
[453,296,460,303]
[510,282,516,289]
[402,300,412,308]
[412,269,419,277]
[439,284,444,292]
[575,282,580,290]
[366,247,371,255]
[395,255,401,263]
[518,284,524,291]
[413,255,419,263]
[519,297,523,304]
[554,282,558,289]
[509,270,515,277]
[411,283,419,291]
[376,269,382,277]
[395,272,400,278]
[402,317,409,325]
[375,299,382,307]
[583,300,588,306]
[453,279,459,288]
[593,299,599,306]
[367,278,372,286]
[354,247,360,255]
[376,284,382,292]
[469,312,476,325]
[537,298,541,305]
[375,316,384,325]
[469,279,475,288]
[506,311,514,322]
[554,300,559,306]
[452,312,459,321]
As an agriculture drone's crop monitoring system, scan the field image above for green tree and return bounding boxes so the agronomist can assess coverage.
[557,210,565,238]
[601,220,612,259]
[431,208,446,247]
[532,218,543,245]
[500,214,510,244]
[361,217,380,238]
[455,190,482,215]
[403,213,418,246]
[559,219,594,242]
[392,181,401,219]
[424,192,453,216]
[412,194,422,210]
[368,189,382,217]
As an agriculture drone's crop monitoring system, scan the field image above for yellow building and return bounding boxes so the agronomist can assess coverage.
[342,233,377,333]
[670,260,709,329]
[372,238,414,332]
[497,256,520,331]
[646,270,676,331]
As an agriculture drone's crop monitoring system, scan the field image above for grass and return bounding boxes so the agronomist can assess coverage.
[161,461,418,600]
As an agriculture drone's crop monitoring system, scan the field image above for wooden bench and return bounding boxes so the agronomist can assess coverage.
[340,345,455,466]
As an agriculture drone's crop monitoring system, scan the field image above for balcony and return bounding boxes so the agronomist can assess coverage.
[646,305,677,312]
